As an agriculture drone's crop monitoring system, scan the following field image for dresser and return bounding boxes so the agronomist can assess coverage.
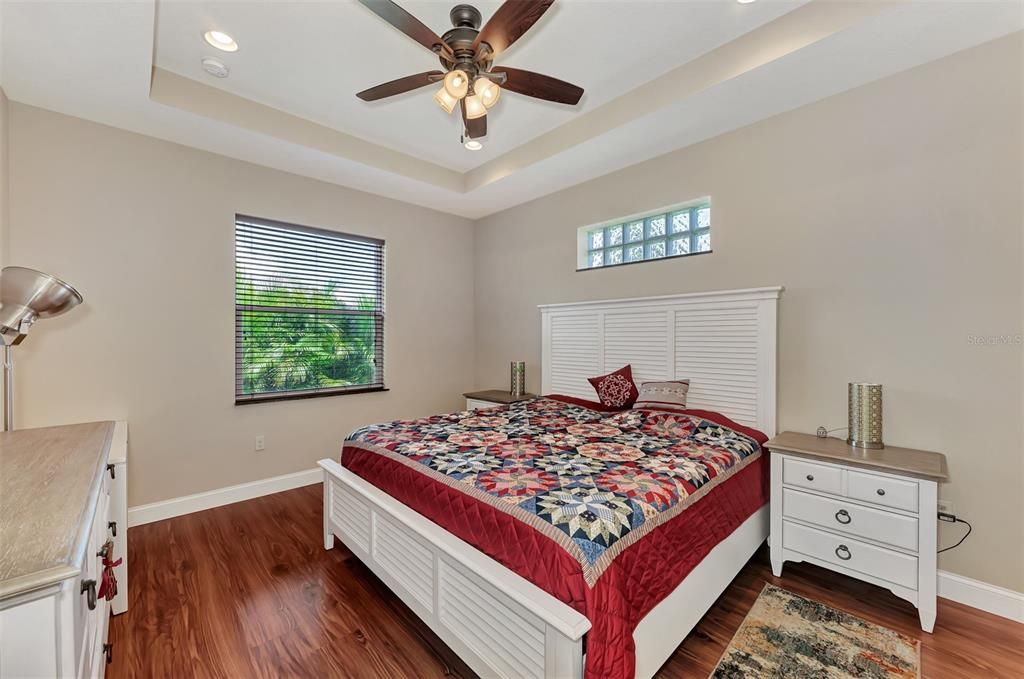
[0,421,128,678]
[463,389,537,410]
[766,431,948,632]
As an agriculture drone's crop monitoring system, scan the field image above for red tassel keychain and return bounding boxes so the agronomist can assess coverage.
[97,540,121,601]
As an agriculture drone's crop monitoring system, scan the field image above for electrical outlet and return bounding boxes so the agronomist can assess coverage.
[255,435,265,452]
[937,499,954,515]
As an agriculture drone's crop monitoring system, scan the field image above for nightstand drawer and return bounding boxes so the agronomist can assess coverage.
[783,520,918,590]
[466,398,498,410]
[783,457,842,495]
[783,488,919,551]
[847,470,919,513]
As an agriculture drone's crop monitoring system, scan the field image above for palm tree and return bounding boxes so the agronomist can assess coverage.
[236,275,378,395]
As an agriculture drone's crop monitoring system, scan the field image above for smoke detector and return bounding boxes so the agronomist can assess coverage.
[201,57,229,78]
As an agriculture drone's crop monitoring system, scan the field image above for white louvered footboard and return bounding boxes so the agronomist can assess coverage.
[320,459,589,679]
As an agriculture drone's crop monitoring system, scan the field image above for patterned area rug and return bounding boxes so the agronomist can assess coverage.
[711,584,920,678]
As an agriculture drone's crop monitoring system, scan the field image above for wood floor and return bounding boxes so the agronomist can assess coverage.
[108,485,1023,678]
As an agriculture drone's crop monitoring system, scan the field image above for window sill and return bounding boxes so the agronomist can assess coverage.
[235,386,389,405]
[576,249,713,272]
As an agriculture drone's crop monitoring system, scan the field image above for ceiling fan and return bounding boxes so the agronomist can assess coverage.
[355,0,584,141]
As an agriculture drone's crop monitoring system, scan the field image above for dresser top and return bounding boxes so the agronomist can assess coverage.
[0,421,115,600]
[766,431,948,481]
[463,389,538,404]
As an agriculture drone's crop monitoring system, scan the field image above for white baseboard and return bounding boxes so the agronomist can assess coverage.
[126,470,1024,625]
[127,467,322,527]
[938,569,1024,623]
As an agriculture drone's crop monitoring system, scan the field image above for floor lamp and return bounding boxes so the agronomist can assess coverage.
[0,266,83,431]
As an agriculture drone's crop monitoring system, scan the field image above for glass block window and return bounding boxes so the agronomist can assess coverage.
[580,201,711,270]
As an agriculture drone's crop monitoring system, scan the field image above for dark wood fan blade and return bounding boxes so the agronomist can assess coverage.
[472,0,554,60]
[461,99,487,139]
[358,0,453,59]
[491,66,583,105]
[356,71,443,101]
[466,114,487,139]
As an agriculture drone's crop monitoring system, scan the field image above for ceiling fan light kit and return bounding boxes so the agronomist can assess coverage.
[463,93,487,119]
[474,76,500,108]
[443,69,470,99]
[433,87,459,114]
[356,0,584,142]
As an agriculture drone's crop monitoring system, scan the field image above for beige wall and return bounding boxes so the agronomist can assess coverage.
[6,103,476,507]
[1,87,8,266]
[474,34,1023,590]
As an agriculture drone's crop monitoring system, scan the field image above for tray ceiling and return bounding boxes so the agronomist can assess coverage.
[154,0,810,172]
[2,1,1021,218]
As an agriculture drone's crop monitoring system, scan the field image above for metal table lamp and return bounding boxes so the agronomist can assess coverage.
[847,382,884,449]
[510,361,526,398]
[0,266,83,431]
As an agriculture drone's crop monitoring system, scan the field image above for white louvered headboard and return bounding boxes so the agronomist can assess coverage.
[539,287,782,437]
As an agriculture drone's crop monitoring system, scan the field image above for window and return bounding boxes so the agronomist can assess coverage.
[578,200,711,270]
[235,215,385,403]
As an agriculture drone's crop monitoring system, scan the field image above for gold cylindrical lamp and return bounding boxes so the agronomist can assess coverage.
[510,361,526,398]
[847,382,884,449]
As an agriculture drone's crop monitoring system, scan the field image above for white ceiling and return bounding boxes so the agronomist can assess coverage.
[154,0,810,171]
[1,1,1022,218]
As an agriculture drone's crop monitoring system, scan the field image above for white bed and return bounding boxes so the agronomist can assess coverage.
[319,286,782,679]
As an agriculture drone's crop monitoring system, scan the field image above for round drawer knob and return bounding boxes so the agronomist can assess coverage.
[835,545,852,561]
[806,474,814,481]
[876,488,886,496]
[835,509,852,525]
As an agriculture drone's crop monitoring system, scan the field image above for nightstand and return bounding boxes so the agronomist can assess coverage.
[766,431,948,632]
[463,389,537,410]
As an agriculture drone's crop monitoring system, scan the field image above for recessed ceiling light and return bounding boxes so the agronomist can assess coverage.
[737,0,758,4]
[201,57,230,78]
[464,140,483,151]
[203,30,238,52]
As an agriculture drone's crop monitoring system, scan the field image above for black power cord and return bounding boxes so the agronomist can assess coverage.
[937,512,972,554]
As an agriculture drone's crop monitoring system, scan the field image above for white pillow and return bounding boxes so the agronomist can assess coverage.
[634,380,690,409]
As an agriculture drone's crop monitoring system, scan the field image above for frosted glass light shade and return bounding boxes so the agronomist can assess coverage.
[443,70,469,99]
[474,77,501,109]
[433,86,458,114]
[463,93,487,119]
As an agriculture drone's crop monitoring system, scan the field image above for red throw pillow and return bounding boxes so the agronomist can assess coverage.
[587,365,639,409]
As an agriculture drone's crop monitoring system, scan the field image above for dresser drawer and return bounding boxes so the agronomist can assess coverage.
[783,520,918,590]
[847,469,919,513]
[782,488,919,551]
[783,457,842,495]
[75,486,113,679]
[466,398,498,411]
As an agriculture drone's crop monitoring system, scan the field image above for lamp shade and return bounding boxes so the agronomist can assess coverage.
[463,93,487,120]
[474,76,500,109]
[433,86,458,114]
[0,266,83,334]
[443,70,469,99]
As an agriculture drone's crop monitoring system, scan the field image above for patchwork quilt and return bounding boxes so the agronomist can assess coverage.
[342,396,769,679]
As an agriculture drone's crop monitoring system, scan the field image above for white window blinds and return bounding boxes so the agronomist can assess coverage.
[235,215,385,403]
